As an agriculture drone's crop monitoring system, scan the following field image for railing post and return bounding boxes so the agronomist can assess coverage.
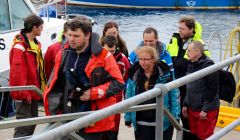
[155,87,164,140]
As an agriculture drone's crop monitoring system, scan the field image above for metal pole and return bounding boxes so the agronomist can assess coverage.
[65,0,67,17]
[206,118,240,140]
[0,86,42,98]
[155,92,164,140]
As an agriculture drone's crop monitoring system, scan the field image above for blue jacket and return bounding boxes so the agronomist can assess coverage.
[128,41,174,72]
[124,61,180,131]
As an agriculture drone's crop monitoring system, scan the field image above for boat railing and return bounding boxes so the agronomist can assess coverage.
[207,30,224,61]
[34,0,67,19]
[1,55,240,140]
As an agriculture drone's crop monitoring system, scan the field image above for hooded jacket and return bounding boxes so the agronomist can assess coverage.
[9,31,46,101]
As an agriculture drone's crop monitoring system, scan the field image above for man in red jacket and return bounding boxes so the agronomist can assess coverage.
[43,17,124,140]
[44,22,68,80]
[102,35,130,140]
[9,14,46,138]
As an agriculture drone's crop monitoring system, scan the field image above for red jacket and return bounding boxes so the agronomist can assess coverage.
[9,32,43,101]
[43,33,124,132]
[44,42,62,80]
[114,50,130,82]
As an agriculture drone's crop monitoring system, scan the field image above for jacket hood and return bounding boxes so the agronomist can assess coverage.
[138,40,167,57]
[90,32,102,56]
[129,60,170,80]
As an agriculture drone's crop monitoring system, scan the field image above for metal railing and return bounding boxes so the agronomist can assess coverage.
[207,118,240,140]
[27,54,240,140]
[0,86,42,98]
[1,55,240,140]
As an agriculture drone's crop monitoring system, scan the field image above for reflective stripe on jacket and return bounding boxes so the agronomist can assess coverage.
[9,32,45,100]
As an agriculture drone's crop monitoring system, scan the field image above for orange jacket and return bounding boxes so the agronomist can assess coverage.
[43,33,124,132]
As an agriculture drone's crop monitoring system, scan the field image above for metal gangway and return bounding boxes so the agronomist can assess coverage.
[0,54,240,140]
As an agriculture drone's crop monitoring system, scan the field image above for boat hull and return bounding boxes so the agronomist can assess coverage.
[67,0,240,9]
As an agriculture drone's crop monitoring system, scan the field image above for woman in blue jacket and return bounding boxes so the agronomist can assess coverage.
[124,46,180,140]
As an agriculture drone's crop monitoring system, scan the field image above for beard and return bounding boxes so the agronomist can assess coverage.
[76,41,87,52]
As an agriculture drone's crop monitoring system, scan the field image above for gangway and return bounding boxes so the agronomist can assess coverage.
[0,54,240,140]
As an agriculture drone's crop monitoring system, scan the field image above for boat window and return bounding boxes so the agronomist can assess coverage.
[9,0,32,30]
[0,0,11,31]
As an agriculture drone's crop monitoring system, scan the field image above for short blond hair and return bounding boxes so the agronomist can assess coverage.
[190,40,204,53]
[136,46,158,60]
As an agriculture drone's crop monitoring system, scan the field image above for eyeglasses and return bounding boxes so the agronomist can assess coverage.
[139,58,153,62]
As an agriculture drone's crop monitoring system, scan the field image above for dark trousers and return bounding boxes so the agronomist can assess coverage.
[14,100,38,138]
[135,124,174,140]
[0,91,15,119]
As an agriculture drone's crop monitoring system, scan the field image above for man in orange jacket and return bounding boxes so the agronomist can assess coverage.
[43,17,124,140]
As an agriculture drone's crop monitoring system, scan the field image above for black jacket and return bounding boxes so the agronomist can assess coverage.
[183,55,220,112]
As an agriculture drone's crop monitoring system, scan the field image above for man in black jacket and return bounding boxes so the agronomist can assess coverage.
[182,41,219,140]
[167,16,211,140]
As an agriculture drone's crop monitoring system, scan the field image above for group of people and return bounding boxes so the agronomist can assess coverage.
[9,13,220,140]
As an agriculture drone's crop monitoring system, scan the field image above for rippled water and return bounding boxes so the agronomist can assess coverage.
[67,6,240,62]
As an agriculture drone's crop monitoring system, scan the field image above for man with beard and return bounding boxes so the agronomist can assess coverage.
[166,16,210,140]
[43,17,124,140]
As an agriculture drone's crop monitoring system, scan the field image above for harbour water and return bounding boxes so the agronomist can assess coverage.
[67,6,240,62]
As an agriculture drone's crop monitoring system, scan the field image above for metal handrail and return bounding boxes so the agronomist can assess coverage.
[29,54,240,140]
[0,104,181,130]
[0,86,42,98]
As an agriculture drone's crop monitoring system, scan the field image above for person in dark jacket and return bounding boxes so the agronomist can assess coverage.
[182,41,220,140]
[166,16,211,140]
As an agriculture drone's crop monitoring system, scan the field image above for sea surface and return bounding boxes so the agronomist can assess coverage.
[67,6,240,62]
